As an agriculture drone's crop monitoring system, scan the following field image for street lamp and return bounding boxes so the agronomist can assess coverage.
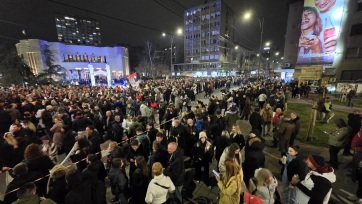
[244,12,264,79]
[162,28,183,77]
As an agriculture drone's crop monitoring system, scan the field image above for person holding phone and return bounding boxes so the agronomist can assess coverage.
[215,159,243,204]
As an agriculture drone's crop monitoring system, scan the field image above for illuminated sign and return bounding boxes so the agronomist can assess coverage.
[296,0,345,65]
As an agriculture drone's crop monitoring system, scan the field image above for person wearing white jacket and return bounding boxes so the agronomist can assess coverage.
[291,155,336,204]
[145,162,175,204]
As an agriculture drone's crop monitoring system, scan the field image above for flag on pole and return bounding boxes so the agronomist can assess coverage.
[126,72,138,87]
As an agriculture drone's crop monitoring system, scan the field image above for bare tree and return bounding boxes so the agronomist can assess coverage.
[144,40,156,78]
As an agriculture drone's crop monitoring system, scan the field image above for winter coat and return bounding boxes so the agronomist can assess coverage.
[225,111,239,132]
[131,168,149,204]
[278,119,296,140]
[249,176,278,204]
[193,140,213,163]
[163,147,185,187]
[249,112,263,131]
[230,133,245,150]
[260,108,273,123]
[215,136,231,162]
[108,167,128,203]
[145,174,176,204]
[47,176,68,204]
[218,147,244,176]
[217,170,243,204]
[294,167,336,204]
[12,195,56,204]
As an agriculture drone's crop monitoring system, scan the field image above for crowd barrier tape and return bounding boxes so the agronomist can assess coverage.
[2,111,185,198]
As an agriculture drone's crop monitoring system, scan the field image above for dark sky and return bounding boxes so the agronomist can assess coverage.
[0,0,289,53]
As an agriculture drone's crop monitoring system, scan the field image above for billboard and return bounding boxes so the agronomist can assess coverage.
[296,0,345,65]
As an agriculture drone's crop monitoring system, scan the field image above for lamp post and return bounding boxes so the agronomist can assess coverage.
[244,13,264,79]
[162,28,182,78]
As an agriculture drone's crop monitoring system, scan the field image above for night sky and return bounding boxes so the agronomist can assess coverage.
[0,0,289,53]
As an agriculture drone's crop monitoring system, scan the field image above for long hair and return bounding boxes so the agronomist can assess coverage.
[227,143,240,159]
[3,132,17,146]
[223,159,241,185]
[135,156,148,177]
[47,165,68,193]
[24,143,44,160]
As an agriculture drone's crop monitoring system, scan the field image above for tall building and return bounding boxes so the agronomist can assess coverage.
[283,0,362,82]
[55,14,102,46]
[16,39,129,82]
[174,0,249,77]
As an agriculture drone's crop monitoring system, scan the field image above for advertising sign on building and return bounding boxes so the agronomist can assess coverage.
[336,83,362,94]
[296,0,345,65]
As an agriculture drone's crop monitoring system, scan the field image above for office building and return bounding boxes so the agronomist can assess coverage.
[283,0,362,81]
[55,14,102,46]
[174,0,250,77]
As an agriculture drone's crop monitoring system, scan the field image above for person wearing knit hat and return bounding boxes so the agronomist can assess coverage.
[193,131,213,183]
[291,154,336,204]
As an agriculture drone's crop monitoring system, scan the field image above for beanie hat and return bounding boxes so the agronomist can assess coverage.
[308,155,325,168]
[199,131,207,139]
[13,162,28,176]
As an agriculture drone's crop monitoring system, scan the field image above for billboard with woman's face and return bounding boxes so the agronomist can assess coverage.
[296,0,345,65]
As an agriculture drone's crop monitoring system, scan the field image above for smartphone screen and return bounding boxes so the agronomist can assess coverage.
[213,169,220,177]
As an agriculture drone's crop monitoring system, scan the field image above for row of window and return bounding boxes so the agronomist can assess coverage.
[345,47,362,59]
[184,2,221,17]
[185,40,220,47]
[185,31,221,40]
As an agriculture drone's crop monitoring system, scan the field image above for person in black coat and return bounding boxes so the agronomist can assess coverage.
[205,115,220,141]
[127,140,148,185]
[230,124,245,150]
[163,104,179,136]
[214,130,231,163]
[169,119,187,149]
[249,108,263,133]
[47,165,69,204]
[72,111,94,132]
[0,133,25,173]
[146,122,158,145]
[130,156,149,204]
[243,130,265,187]
[192,132,213,184]
[149,140,168,169]
[83,154,107,183]
[111,115,124,143]
[3,162,43,204]
[85,126,102,157]
[155,132,168,150]
[279,146,307,204]
[163,142,185,203]
[65,169,93,204]
[62,126,76,155]
[185,119,199,158]
[215,110,226,132]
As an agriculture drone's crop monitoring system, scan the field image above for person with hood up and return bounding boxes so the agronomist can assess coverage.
[292,155,336,204]
[327,118,350,170]
[225,103,239,132]
[193,131,213,183]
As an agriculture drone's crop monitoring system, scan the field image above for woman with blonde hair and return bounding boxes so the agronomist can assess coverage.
[47,164,69,204]
[215,159,243,204]
[230,124,245,151]
[145,162,175,204]
[249,168,278,204]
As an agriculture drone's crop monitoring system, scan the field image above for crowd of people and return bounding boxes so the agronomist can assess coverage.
[0,76,360,204]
